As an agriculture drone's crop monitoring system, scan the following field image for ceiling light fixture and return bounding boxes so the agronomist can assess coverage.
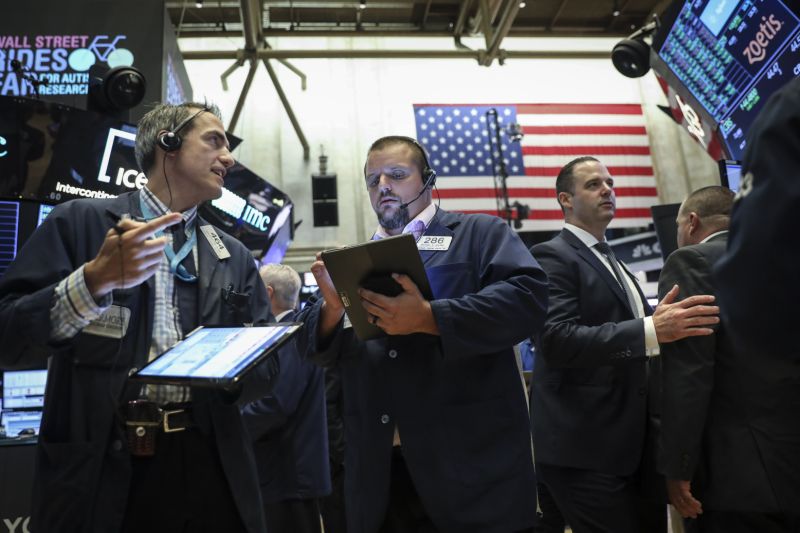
[358,0,367,9]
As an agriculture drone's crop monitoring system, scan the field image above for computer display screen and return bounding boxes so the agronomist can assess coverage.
[719,159,743,191]
[0,198,55,278]
[1,369,47,437]
[0,95,293,261]
[653,0,800,159]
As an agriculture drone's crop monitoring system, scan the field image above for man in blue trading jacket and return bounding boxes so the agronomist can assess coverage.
[529,156,720,533]
[299,135,548,533]
[714,77,800,531]
[243,263,330,533]
[0,102,276,533]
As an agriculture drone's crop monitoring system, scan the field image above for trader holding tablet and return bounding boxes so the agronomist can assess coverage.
[0,102,276,533]
[301,136,548,532]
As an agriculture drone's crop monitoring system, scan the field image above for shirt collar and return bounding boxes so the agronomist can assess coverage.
[140,185,198,229]
[274,309,293,322]
[564,222,604,249]
[373,202,437,240]
[700,230,729,243]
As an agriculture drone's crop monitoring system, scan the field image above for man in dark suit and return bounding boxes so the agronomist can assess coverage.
[657,185,780,533]
[0,102,276,533]
[713,77,800,531]
[300,135,548,533]
[530,156,720,533]
[243,263,330,533]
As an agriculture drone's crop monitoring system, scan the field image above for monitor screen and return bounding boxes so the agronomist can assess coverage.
[0,95,293,261]
[718,159,743,191]
[1,369,47,437]
[0,198,55,278]
[653,0,800,159]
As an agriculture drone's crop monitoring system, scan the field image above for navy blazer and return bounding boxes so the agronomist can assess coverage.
[0,192,275,533]
[242,311,331,503]
[530,229,654,476]
[714,77,800,514]
[297,209,548,533]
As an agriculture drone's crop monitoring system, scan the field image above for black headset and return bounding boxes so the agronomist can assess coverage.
[403,136,437,190]
[157,107,208,152]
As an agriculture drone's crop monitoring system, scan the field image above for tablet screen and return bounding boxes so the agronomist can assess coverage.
[135,325,300,383]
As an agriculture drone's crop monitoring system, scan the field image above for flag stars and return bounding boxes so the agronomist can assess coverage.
[436,109,443,116]
[418,109,426,116]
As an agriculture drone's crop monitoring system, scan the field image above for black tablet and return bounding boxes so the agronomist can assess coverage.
[130,324,301,388]
[321,233,432,341]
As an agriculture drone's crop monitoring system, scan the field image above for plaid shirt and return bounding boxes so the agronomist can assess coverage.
[50,186,198,403]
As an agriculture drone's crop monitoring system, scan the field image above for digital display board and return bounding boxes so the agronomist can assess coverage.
[0,199,53,278]
[654,0,800,159]
[0,96,293,260]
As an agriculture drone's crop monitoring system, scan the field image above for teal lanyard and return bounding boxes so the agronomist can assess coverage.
[139,196,198,283]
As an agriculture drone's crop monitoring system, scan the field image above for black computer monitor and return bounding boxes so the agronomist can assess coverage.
[650,202,682,261]
[1,369,47,437]
[0,198,55,278]
[718,159,743,193]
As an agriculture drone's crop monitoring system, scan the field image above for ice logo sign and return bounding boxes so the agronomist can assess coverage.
[97,128,147,189]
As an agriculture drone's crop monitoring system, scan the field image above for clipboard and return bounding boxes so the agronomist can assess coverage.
[129,324,301,388]
[321,233,432,340]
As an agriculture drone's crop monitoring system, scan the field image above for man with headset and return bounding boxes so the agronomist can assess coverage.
[0,102,276,532]
[300,135,548,532]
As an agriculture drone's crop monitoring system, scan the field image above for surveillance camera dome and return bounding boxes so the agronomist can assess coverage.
[611,38,651,78]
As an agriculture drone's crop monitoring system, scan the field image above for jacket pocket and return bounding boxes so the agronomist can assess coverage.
[426,262,475,299]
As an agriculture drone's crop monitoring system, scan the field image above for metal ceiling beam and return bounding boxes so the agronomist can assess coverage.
[453,0,474,37]
[548,0,569,30]
[481,0,521,65]
[240,0,263,49]
[183,48,610,60]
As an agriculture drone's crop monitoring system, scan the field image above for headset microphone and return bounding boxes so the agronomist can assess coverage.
[398,169,437,210]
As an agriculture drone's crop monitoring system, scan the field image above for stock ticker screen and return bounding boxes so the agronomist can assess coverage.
[655,0,800,159]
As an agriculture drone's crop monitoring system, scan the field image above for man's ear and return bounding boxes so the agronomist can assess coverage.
[266,285,274,300]
[557,191,572,211]
[688,212,701,235]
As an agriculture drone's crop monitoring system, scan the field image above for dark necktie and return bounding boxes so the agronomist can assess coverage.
[595,241,639,316]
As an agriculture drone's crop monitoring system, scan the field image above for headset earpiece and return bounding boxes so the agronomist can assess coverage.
[422,168,437,189]
[155,106,208,154]
[158,131,182,152]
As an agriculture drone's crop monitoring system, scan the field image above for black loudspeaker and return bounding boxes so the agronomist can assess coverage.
[312,175,338,200]
[313,202,338,227]
[312,174,338,226]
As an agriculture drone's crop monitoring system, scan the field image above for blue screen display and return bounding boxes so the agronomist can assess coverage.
[657,0,800,159]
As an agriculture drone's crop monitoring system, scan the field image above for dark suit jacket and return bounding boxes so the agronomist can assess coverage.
[714,78,800,515]
[658,232,782,512]
[242,311,331,503]
[531,229,656,476]
[297,210,548,533]
[0,192,275,533]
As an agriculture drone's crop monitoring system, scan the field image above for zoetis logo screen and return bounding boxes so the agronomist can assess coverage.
[742,15,784,64]
[0,34,135,96]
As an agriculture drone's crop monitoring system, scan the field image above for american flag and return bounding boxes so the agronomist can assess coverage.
[413,103,659,231]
